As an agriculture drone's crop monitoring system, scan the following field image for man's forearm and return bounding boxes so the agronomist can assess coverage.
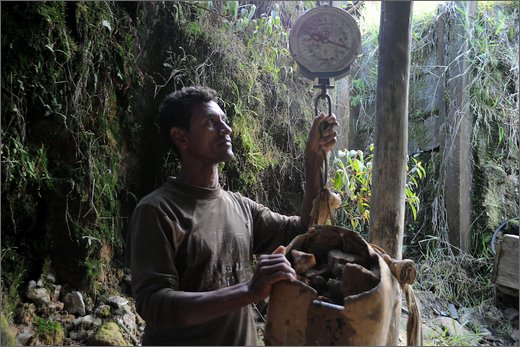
[300,152,324,228]
[136,280,255,329]
[300,112,338,228]
[139,251,294,328]
[170,282,255,326]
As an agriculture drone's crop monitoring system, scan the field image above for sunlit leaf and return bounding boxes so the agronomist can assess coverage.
[102,19,112,32]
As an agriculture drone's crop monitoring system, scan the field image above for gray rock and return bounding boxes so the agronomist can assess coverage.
[69,330,88,341]
[51,284,62,302]
[16,325,35,345]
[26,286,51,306]
[95,304,112,318]
[84,295,95,315]
[64,291,86,316]
[433,316,470,336]
[49,301,65,312]
[27,280,37,290]
[111,303,133,317]
[107,295,128,309]
[422,323,441,339]
[121,311,137,333]
[72,314,102,329]
[46,274,56,284]
[88,321,130,346]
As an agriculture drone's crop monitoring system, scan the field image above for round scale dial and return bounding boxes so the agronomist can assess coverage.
[289,6,361,79]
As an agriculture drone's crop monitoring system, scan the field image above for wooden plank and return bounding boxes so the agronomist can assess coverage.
[494,234,519,292]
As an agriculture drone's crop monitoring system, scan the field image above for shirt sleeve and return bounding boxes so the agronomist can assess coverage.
[235,194,306,254]
[127,203,184,329]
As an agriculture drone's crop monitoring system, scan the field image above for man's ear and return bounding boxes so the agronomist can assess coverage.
[170,127,188,151]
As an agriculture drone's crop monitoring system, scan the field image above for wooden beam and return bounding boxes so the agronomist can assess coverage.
[368,1,413,261]
[368,4,413,345]
[439,1,477,253]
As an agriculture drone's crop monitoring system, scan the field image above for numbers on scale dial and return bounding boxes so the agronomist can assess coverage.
[290,7,360,77]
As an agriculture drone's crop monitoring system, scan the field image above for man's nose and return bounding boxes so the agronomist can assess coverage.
[220,122,232,135]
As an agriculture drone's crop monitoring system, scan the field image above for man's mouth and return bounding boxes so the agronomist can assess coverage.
[217,137,232,145]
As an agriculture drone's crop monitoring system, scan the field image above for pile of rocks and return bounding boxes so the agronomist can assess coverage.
[289,247,379,305]
[11,272,143,346]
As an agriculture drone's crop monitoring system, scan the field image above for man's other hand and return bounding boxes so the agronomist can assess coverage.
[247,246,295,302]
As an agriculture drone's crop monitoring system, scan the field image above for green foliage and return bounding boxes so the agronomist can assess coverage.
[417,236,494,307]
[430,327,483,346]
[33,317,65,346]
[1,1,141,298]
[406,157,426,220]
[215,1,293,82]
[1,134,51,193]
[90,321,129,346]
[0,313,18,346]
[332,148,373,230]
[350,1,518,262]
[331,145,426,232]
[154,1,313,208]
[0,244,27,321]
[468,1,519,255]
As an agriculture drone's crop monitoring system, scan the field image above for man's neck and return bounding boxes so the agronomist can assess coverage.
[176,163,220,188]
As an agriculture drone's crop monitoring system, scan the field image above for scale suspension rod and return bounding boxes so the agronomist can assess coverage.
[313,78,334,189]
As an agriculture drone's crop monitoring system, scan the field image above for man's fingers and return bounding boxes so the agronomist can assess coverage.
[270,270,296,283]
[257,256,295,276]
[257,256,294,271]
[272,245,285,254]
[315,114,338,136]
[320,136,337,146]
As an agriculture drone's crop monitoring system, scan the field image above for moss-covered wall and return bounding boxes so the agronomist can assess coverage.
[2,2,139,296]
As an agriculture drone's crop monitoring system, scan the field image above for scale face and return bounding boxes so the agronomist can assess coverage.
[289,6,361,80]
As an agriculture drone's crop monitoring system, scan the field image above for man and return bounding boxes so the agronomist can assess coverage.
[127,86,337,345]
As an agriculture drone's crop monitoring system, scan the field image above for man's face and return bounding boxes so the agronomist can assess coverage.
[180,100,234,164]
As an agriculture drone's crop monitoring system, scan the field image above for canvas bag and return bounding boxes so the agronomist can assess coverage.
[264,224,422,346]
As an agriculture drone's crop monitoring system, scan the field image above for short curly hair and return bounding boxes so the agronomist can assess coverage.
[157,86,218,152]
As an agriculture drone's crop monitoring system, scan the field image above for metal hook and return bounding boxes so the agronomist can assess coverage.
[313,78,333,119]
[313,78,333,189]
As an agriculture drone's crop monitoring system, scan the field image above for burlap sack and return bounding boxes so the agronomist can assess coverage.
[264,225,422,346]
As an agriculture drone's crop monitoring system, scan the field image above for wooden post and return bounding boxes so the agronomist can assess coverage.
[368,3,412,345]
[368,1,413,261]
[438,1,476,253]
[334,76,351,152]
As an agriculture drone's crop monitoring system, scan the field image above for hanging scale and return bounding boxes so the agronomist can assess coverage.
[289,1,361,189]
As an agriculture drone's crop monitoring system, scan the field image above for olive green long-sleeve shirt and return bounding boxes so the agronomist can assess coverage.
[127,177,304,345]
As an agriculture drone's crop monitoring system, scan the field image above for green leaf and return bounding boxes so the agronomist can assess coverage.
[410,204,417,220]
[352,159,360,172]
[102,19,112,32]
[333,172,343,190]
[342,172,350,190]
[247,4,256,21]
